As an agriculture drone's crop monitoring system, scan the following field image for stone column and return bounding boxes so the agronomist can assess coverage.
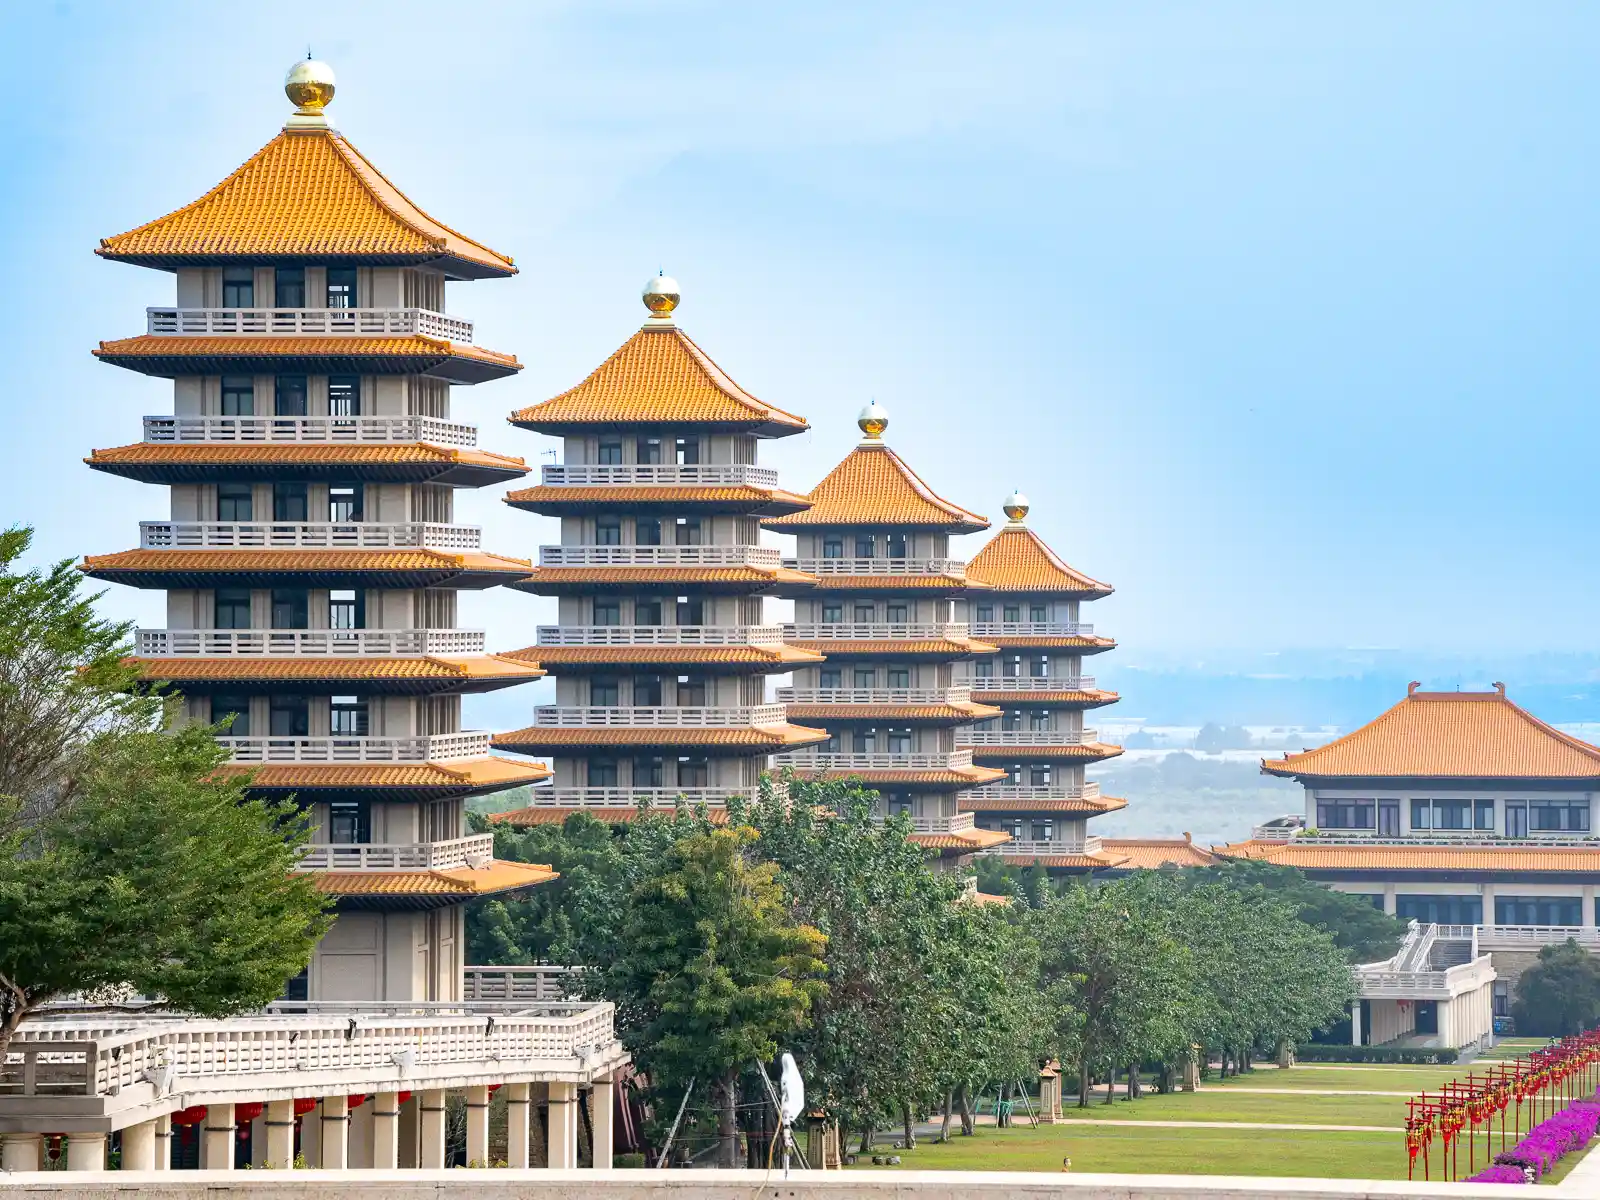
[590,1078,614,1169]
[464,1085,491,1167]
[264,1100,296,1169]
[1382,882,1397,916]
[1583,883,1597,927]
[2,1134,43,1172]
[1480,882,1496,928]
[122,1120,157,1171]
[320,1095,350,1170]
[153,1115,171,1171]
[66,1134,107,1171]
[505,1083,530,1169]
[200,1102,235,1171]
[370,1092,401,1169]
[1181,1051,1201,1092]
[398,1094,419,1169]
[419,1090,447,1169]
[547,1082,578,1169]
[300,1102,322,1168]
[1350,1000,1363,1047]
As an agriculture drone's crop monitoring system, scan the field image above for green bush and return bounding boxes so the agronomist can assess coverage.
[1296,1045,1459,1065]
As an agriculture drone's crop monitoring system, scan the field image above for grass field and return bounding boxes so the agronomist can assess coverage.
[1050,1089,1405,1129]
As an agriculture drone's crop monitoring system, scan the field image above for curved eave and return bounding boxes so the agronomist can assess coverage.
[134,654,545,695]
[511,566,817,596]
[960,794,1129,815]
[784,639,997,660]
[501,644,824,673]
[1100,839,1220,870]
[763,517,990,535]
[80,549,532,591]
[1213,839,1600,879]
[88,444,529,488]
[979,636,1117,654]
[966,583,1115,599]
[783,702,1003,725]
[971,689,1121,709]
[491,723,831,756]
[908,828,1014,854]
[779,765,1008,790]
[994,851,1129,870]
[94,336,521,385]
[505,486,812,517]
[313,860,557,910]
[98,251,514,281]
[1258,765,1600,787]
[967,742,1125,764]
[509,417,808,439]
[224,755,551,800]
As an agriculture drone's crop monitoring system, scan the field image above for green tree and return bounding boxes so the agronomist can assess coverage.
[0,528,329,1055]
[1184,859,1406,963]
[1511,940,1600,1036]
[606,826,827,1167]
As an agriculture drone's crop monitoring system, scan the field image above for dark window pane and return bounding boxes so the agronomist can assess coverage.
[271,589,308,629]
[328,800,370,844]
[221,376,255,416]
[217,484,253,522]
[273,483,308,522]
[274,267,305,308]
[275,375,308,416]
[325,267,357,309]
[222,268,255,308]
[328,375,359,417]
[598,440,623,465]
[213,693,251,736]
[214,589,252,629]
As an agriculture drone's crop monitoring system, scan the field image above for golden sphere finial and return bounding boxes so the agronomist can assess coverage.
[642,272,681,319]
[285,56,337,113]
[857,401,889,441]
[1003,490,1030,524]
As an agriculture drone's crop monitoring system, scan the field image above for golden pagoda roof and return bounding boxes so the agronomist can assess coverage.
[512,564,818,594]
[505,484,811,517]
[979,634,1118,653]
[966,742,1124,763]
[314,859,557,897]
[94,335,520,384]
[134,654,545,693]
[97,127,515,278]
[1216,839,1600,876]
[89,442,529,487]
[1101,834,1219,869]
[1261,686,1600,781]
[997,849,1128,870]
[765,442,989,531]
[960,793,1128,815]
[781,764,1008,788]
[222,755,551,795]
[82,548,532,590]
[783,701,1003,724]
[970,687,1120,707]
[782,636,997,658]
[908,827,1013,853]
[966,525,1113,596]
[489,806,734,828]
[509,326,808,436]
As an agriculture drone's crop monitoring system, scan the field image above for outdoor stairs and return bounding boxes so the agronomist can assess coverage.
[1429,938,1473,969]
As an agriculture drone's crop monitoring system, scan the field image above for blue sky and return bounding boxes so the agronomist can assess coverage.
[4,1,1599,686]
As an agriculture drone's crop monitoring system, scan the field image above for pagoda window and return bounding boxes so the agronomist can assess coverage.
[273,483,308,522]
[1029,764,1051,786]
[974,660,994,678]
[217,483,254,522]
[328,485,363,523]
[595,516,622,546]
[221,376,255,416]
[674,518,702,546]
[853,668,875,688]
[636,437,662,465]
[1030,820,1054,841]
[1413,799,1470,831]
[327,800,370,845]
[269,695,310,738]
[270,589,309,630]
[852,729,877,753]
[1530,801,1590,833]
[822,538,844,559]
[676,676,706,706]
[821,603,843,624]
[821,732,843,753]
[1475,800,1496,831]
[1030,655,1049,678]
[212,693,251,736]
[854,604,875,623]
[820,668,842,689]
[213,589,252,630]
[854,534,875,558]
[591,678,620,706]
[1002,710,1022,731]
[636,518,662,546]
[1003,605,1021,622]
[330,696,369,737]
[593,599,621,625]
[281,969,309,1003]
[634,757,664,787]
[887,533,908,559]
[1028,710,1051,731]
[221,268,255,308]
[675,438,700,466]
[887,794,914,817]
[587,760,619,787]
[635,598,662,626]
[329,589,364,630]
[1002,655,1022,679]
[886,603,908,623]
[328,375,360,417]
[677,757,709,787]
[274,267,306,308]
[1007,818,1023,840]
[598,439,624,465]
[274,375,309,417]
[634,676,664,706]
[1377,800,1401,836]
[887,728,912,753]
[888,667,910,689]
[1316,799,1375,830]
[1506,802,1528,838]
[676,597,704,625]
[1030,604,1048,622]
[975,605,994,622]
[1005,764,1022,784]
[1496,896,1582,927]
[325,268,358,309]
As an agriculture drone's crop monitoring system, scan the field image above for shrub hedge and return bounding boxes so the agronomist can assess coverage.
[1296,1045,1460,1065]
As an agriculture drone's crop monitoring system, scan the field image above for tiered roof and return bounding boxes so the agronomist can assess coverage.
[764,441,989,531]
[89,443,529,487]
[136,654,545,694]
[94,336,520,384]
[967,524,1113,595]
[961,792,1128,816]
[316,859,558,900]
[1102,834,1220,870]
[221,756,550,797]
[1216,840,1600,878]
[82,548,533,590]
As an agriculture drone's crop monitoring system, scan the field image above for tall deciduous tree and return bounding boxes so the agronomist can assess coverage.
[1512,940,1600,1036]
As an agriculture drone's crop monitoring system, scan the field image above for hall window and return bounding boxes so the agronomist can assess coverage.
[854,534,875,558]
[634,676,664,706]
[1030,820,1055,841]
[887,728,912,753]
[887,794,914,817]
[221,376,255,416]
[1496,896,1582,926]
[1412,799,1471,831]
[886,603,908,623]
[273,482,308,522]
[1030,655,1050,678]
[1002,655,1022,679]
[635,518,663,546]
[217,483,254,522]
[888,666,910,689]
[1316,799,1375,830]
[887,533,908,559]
[590,678,620,706]
[1396,894,1483,925]
[821,603,843,624]
[674,518,702,546]
[270,589,309,629]
[1030,604,1048,622]
[974,659,994,678]
[329,589,363,630]
[675,438,700,465]
[274,267,306,308]
[328,375,359,417]
[274,374,309,417]
[595,516,622,546]
[330,695,369,736]
[1475,800,1496,831]
[212,693,251,736]
[1002,709,1022,731]
[854,604,875,623]
[588,760,619,787]
[1029,709,1051,731]
[852,729,877,753]
[1530,801,1590,832]
[327,800,370,845]
[975,605,994,623]
[1006,764,1023,784]
[676,596,704,625]
[822,538,844,559]
[854,667,875,689]
[634,757,664,787]
[1029,763,1052,786]
[677,756,709,787]
[677,675,707,705]
[593,599,621,626]
[325,267,358,309]
[328,485,363,523]
[222,267,255,308]
[269,695,310,737]
[820,668,842,689]
[634,598,662,626]
[636,437,662,464]
[214,589,252,630]
[1003,605,1021,622]
[597,439,623,465]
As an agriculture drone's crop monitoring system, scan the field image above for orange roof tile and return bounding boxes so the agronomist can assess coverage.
[505,484,811,514]
[89,442,527,474]
[967,742,1124,763]
[95,335,519,375]
[1216,840,1600,875]
[513,565,817,591]
[909,827,1013,851]
[970,688,1120,707]
[314,860,557,897]
[492,724,831,750]
[765,442,988,531]
[97,128,514,278]
[501,645,823,668]
[135,655,545,684]
[1101,835,1219,869]
[791,574,985,593]
[979,636,1117,652]
[969,891,1015,907]
[1261,688,1600,780]
[222,755,550,791]
[966,525,1113,595]
[490,806,734,828]
[509,326,807,436]
[82,548,532,588]
[960,793,1128,815]
[995,850,1128,869]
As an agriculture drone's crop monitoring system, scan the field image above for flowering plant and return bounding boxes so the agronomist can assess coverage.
[1465,1095,1600,1184]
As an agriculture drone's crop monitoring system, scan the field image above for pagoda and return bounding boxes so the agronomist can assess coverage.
[956,493,1126,872]
[764,405,1012,864]
[82,60,556,1003]
[490,277,830,824]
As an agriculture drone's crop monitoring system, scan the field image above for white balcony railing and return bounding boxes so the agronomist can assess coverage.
[296,833,495,872]
[967,782,1103,801]
[140,521,480,551]
[774,749,977,771]
[1356,957,1495,1001]
[971,676,1097,691]
[902,812,978,834]
[526,786,764,809]
[219,731,491,763]
[137,628,487,657]
[539,545,781,568]
[536,625,786,647]
[981,835,1103,857]
[142,414,477,447]
[969,622,1095,638]
[462,965,582,1003]
[540,463,780,487]
[959,728,1099,746]
[1472,926,1600,951]
[784,622,971,641]
[146,306,475,342]
[778,686,973,705]
[785,557,966,577]
[531,705,790,727]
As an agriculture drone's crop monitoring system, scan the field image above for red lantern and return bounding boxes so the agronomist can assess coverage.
[170,1105,208,1127]
[488,1083,502,1094]
[293,1098,318,1117]
[397,1091,413,1105]
[234,1101,265,1124]
[348,1094,368,1109]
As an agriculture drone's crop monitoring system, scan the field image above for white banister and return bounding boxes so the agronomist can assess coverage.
[296,833,495,871]
[539,545,781,567]
[968,621,1096,638]
[536,625,785,646]
[784,557,966,577]
[529,705,790,727]
[137,628,487,657]
[219,732,490,763]
[778,686,974,705]
[784,622,971,641]
[957,728,1099,746]
[141,414,478,446]
[140,522,480,551]
[979,835,1104,856]
[525,786,764,808]
[971,676,1097,691]
[145,306,474,341]
[773,749,977,771]
[540,463,780,487]
[966,782,1103,801]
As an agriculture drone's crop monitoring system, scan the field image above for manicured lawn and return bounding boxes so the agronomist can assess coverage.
[1053,1089,1405,1129]
[1203,1064,1463,1094]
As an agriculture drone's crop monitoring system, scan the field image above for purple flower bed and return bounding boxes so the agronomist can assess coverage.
[1465,1095,1600,1184]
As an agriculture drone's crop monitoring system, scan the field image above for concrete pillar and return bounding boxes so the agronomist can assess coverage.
[122,1120,158,1171]
[1584,883,1597,927]
[419,1090,446,1169]
[547,1081,578,1169]
[464,1085,491,1167]
[264,1100,295,1170]
[2,1134,43,1172]
[1351,1000,1363,1046]
[1480,882,1496,928]
[320,1095,349,1170]
[153,1115,171,1171]
[505,1083,530,1169]
[201,1102,235,1171]
[591,1078,614,1169]
[300,1102,322,1168]
[349,1098,373,1171]
[66,1134,107,1171]
[1382,882,1397,917]
[398,1095,419,1169]
[371,1092,400,1169]
[249,1112,266,1167]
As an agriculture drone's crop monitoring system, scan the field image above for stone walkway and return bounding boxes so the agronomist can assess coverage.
[1558,1140,1600,1192]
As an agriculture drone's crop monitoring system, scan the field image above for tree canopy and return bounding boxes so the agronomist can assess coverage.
[1511,940,1600,1037]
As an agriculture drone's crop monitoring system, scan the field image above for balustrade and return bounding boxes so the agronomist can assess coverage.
[536,625,785,646]
[137,628,486,656]
[142,414,477,447]
[145,306,474,341]
[140,521,480,551]
[540,463,780,487]
[539,545,780,567]
[778,686,973,705]
[219,731,490,763]
[530,705,789,727]
[296,833,495,871]
[784,557,966,577]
